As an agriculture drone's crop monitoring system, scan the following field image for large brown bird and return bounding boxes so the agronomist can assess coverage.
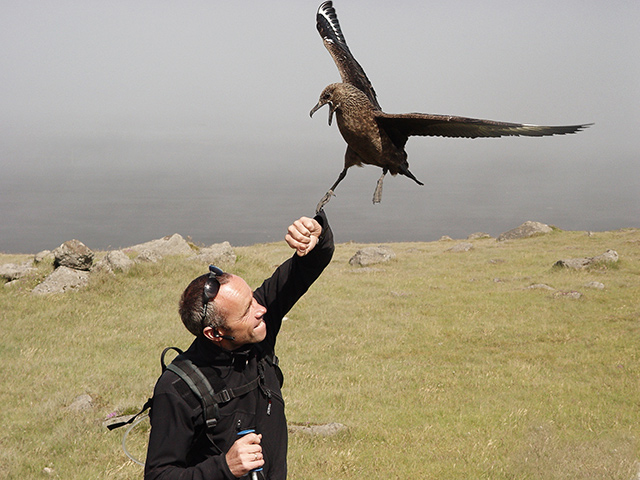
[310,1,591,213]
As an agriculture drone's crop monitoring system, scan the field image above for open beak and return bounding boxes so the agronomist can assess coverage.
[309,101,336,126]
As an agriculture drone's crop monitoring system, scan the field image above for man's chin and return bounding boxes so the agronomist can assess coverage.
[254,320,267,341]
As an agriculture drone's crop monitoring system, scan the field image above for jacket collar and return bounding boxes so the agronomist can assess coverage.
[189,336,257,367]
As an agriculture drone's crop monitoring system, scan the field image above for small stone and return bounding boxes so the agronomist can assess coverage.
[554,290,583,299]
[67,394,93,412]
[527,284,555,291]
[288,422,347,436]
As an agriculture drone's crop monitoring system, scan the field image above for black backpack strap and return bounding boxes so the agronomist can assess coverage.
[161,346,184,372]
[166,355,264,428]
[108,347,184,432]
[106,397,152,431]
[166,356,221,430]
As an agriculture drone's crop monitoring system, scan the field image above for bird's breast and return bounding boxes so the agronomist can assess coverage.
[336,112,383,156]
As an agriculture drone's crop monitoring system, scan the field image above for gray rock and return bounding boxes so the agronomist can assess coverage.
[34,250,54,264]
[128,233,193,258]
[96,250,135,273]
[53,239,94,271]
[4,279,21,289]
[190,241,237,265]
[349,246,395,267]
[135,249,162,263]
[447,242,473,253]
[592,249,619,264]
[497,221,553,241]
[439,235,454,241]
[32,266,90,295]
[0,262,35,281]
[585,281,605,290]
[467,232,492,240]
[554,257,591,269]
[554,249,619,270]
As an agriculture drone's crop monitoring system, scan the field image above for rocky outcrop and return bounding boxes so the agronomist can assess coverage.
[497,221,553,241]
[19,233,238,294]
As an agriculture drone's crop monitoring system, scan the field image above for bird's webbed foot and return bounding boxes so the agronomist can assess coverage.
[316,190,335,213]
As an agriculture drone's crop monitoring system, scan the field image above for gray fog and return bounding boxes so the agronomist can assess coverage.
[1,1,638,253]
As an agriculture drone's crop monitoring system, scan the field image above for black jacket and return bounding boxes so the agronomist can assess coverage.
[145,212,334,480]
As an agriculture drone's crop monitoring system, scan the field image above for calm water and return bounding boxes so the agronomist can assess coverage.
[1,136,638,254]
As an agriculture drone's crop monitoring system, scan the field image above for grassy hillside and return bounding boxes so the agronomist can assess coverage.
[1,227,639,479]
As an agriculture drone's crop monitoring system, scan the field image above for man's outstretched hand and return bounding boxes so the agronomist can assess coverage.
[285,217,322,256]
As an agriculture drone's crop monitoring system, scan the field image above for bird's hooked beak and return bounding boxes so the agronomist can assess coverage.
[309,100,336,126]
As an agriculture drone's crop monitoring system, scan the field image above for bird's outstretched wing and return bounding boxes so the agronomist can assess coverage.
[316,1,381,110]
[376,112,591,149]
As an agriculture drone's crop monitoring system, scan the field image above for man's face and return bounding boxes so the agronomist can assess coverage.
[214,274,267,347]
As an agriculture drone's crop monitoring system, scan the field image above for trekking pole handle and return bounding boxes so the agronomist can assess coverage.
[237,429,262,480]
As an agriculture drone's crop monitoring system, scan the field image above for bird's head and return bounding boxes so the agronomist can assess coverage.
[310,84,340,126]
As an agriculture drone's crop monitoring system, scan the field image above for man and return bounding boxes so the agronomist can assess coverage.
[145,211,334,480]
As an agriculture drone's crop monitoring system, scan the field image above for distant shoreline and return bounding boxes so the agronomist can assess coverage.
[2,225,638,259]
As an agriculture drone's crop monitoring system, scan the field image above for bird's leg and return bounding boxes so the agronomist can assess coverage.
[316,167,349,213]
[372,168,388,204]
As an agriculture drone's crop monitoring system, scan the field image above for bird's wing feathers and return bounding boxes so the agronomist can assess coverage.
[316,1,381,110]
[376,112,591,147]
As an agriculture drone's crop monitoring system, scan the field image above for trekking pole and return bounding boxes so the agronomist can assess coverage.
[237,429,263,480]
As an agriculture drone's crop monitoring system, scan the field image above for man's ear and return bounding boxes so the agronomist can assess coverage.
[203,326,222,343]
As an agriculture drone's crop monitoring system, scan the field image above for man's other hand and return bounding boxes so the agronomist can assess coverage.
[225,432,264,477]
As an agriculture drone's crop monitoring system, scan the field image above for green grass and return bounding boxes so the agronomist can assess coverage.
[1,228,639,479]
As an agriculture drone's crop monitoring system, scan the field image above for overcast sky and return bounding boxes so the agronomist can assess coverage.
[1,0,638,251]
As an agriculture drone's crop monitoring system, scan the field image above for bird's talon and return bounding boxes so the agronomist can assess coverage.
[315,190,335,213]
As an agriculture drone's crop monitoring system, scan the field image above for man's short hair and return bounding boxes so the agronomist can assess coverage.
[179,272,232,337]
